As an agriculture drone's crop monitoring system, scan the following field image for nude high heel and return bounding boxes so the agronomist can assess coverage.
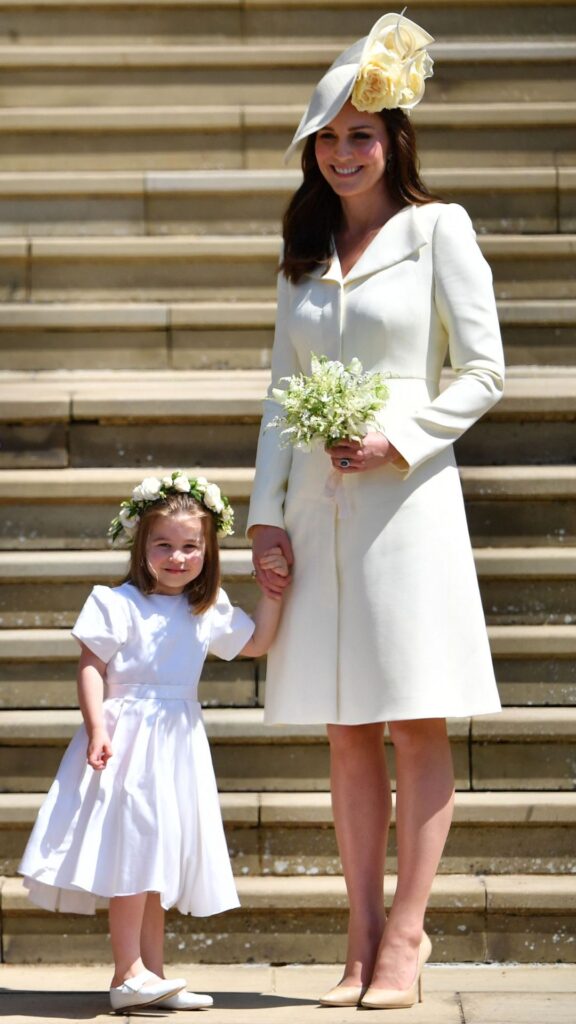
[319,983,365,1007]
[360,932,432,1010]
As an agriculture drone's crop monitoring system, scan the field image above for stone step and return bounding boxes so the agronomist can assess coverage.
[0,705,575,792]
[0,0,573,45]
[1,613,575,709]
[0,102,573,170]
[0,41,573,107]
[1,791,574,879]
[2,465,576,557]
[1,231,574,303]
[1,297,574,371]
[1,872,575,964]
[0,547,574,629]
[0,465,255,547]
[0,368,575,468]
[0,168,574,238]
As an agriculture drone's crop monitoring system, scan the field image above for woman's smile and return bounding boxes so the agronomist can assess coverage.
[332,165,363,176]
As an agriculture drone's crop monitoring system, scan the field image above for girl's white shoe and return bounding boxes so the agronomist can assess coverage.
[157,989,214,1010]
[109,971,186,1012]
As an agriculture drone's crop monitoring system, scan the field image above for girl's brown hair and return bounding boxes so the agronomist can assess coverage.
[125,493,220,614]
[281,108,441,284]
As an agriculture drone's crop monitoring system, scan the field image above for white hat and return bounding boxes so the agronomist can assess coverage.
[285,12,434,163]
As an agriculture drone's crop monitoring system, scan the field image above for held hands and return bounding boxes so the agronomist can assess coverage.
[260,545,290,579]
[327,431,400,473]
[251,525,293,600]
[86,726,113,771]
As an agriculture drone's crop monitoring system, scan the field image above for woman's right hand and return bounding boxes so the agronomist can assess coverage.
[251,525,294,599]
[86,726,113,771]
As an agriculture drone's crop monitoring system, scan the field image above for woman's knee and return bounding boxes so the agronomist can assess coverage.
[388,718,449,756]
[327,721,385,755]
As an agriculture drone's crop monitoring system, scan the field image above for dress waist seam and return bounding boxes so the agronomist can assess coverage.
[105,683,198,702]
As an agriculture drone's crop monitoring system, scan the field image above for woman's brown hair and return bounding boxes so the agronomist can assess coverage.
[125,493,220,614]
[281,108,441,284]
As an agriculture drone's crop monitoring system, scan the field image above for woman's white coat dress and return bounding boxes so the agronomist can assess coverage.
[247,202,505,725]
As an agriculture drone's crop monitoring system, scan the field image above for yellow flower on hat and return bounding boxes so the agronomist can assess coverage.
[284,12,434,162]
[351,13,434,113]
[352,59,404,112]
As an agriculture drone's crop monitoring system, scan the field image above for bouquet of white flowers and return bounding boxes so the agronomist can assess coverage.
[266,354,389,450]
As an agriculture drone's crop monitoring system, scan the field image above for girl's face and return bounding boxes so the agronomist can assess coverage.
[314,102,390,200]
[145,513,206,595]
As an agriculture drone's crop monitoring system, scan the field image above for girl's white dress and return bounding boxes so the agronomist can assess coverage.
[19,582,255,916]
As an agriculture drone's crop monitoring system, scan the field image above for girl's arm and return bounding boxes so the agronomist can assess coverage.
[240,547,289,657]
[77,643,113,771]
[239,593,285,658]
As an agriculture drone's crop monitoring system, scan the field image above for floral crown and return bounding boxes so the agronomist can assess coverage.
[108,471,234,547]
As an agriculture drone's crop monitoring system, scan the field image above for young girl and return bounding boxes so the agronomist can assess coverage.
[19,472,288,1013]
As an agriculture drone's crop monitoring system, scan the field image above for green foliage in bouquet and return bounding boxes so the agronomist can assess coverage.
[266,354,390,451]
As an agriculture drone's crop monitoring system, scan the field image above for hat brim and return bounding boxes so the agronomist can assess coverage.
[283,38,365,164]
[283,12,435,164]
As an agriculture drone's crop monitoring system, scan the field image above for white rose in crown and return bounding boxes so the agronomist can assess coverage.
[203,483,224,513]
[194,476,208,494]
[352,12,434,113]
[118,506,140,531]
[133,476,162,502]
[172,473,191,493]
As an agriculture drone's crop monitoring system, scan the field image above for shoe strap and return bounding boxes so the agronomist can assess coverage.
[122,971,155,993]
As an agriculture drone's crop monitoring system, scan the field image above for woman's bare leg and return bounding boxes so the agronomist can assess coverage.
[140,892,165,977]
[327,722,391,987]
[109,893,148,986]
[369,717,455,990]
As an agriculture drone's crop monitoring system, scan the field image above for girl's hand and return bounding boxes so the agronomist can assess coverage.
[259,546,290,579]
[250,525,293,599]
[87,727,113,771]
[327,432,400,473]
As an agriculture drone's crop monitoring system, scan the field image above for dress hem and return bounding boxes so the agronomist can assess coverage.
[20,874,240,918]
[264,704,502,727]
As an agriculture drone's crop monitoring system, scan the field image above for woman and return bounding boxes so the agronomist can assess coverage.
[248,13,504,1010]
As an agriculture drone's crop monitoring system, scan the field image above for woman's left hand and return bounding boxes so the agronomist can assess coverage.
[327,432,400,473]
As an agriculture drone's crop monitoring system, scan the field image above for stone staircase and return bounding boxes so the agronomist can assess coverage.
[0,0,575,965]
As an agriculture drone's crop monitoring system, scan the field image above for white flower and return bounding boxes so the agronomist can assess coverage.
[118,507,140,531]
[133,476,162,501]
[194,476,208,494]
[217,505,234,538]
[172,473,191,493]
[162,475,173,487]
[203,483,224,513]
[265,354,389,451]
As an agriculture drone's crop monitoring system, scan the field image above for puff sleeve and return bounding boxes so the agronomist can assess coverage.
[383,203,505,476]
[71,585,128,663]
[207,588,255,661]
[246,269,299,532]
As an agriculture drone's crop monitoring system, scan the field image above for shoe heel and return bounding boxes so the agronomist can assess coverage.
[418,974,423,1003]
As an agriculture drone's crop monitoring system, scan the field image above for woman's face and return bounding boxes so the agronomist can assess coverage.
[314,102,390,200]
[146,512,206,595]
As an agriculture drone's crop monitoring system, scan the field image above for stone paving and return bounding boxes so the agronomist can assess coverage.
[0,963,574,1023]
